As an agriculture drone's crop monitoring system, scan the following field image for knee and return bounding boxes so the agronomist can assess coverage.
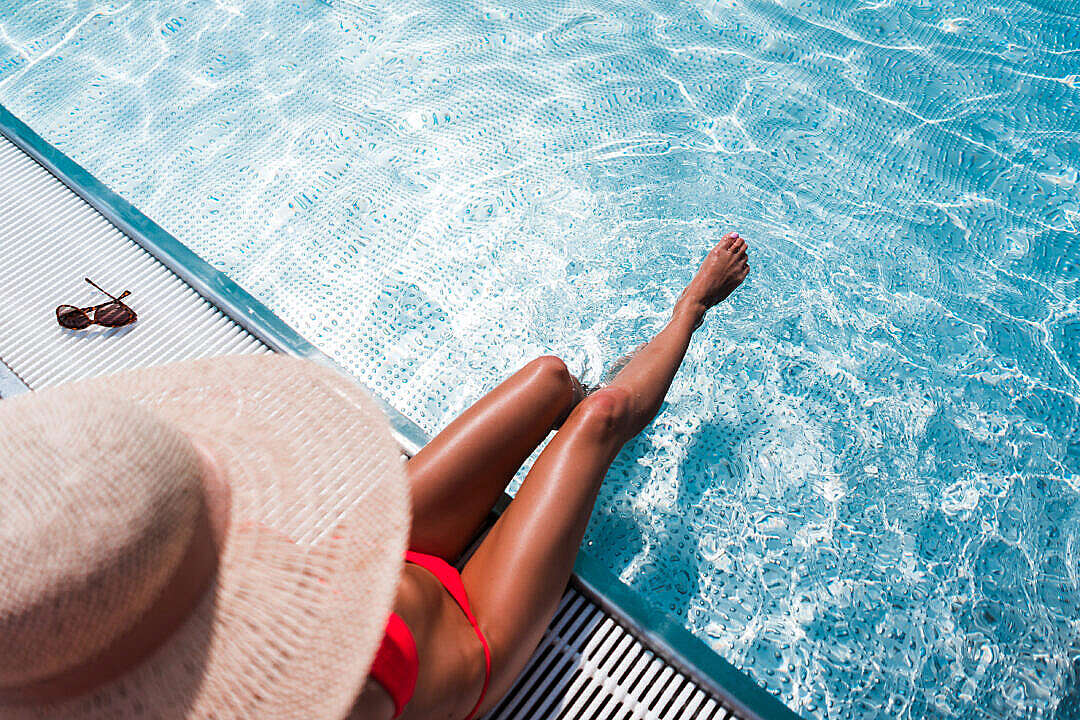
[574,386,633,438]
[525,355,573,396]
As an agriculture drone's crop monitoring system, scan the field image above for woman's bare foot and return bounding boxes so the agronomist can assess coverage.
[676,231,749,326]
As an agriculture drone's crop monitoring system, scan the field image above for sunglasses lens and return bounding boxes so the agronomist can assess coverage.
[94,303,136,327]
[56,305,91,329]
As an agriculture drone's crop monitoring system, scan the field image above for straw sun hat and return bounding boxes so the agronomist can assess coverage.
[0,354,410,719]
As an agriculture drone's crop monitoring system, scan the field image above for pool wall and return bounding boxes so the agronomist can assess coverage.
[0,102,800,720]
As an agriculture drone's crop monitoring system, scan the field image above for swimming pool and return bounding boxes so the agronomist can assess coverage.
[1,1,1077,717]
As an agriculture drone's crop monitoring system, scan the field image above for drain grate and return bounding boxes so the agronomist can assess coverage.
[483,590,740,720]
[0,134,267,390]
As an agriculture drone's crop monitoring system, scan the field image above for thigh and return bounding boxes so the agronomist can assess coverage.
[406,356,580,560]
[460,389,631,712]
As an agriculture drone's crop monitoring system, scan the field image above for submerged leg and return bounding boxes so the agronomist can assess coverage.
[462,232,750,711]
[406,355,584,560]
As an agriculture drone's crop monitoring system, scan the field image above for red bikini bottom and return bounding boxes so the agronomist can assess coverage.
[368,551,492,719]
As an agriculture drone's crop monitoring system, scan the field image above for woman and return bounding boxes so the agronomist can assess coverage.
[357,232,750,719]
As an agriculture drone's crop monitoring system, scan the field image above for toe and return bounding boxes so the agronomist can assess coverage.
[722,232,739,247]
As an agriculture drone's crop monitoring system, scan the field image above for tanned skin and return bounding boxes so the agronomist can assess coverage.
[352,232,749,720]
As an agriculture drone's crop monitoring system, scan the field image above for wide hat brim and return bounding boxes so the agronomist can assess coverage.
[10,354,410,720]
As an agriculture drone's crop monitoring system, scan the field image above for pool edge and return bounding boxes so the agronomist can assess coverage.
[0,356,29,398]
[0,102,802,720]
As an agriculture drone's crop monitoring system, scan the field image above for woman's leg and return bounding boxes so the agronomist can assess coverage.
[406,355,584,560]
[462,233,749,711]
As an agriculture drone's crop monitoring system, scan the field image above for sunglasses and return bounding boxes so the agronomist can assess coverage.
[56,278,138,330]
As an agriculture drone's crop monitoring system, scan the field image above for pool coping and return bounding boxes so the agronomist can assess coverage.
[0,357,29,398]
[0,102,801,720]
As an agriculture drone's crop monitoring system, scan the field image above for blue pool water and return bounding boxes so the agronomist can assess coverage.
[1,1,1078,717]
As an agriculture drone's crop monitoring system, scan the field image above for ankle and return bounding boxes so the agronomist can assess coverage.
[673,298,707,330]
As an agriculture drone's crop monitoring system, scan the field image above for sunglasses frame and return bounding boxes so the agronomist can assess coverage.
[56,279,137,330]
